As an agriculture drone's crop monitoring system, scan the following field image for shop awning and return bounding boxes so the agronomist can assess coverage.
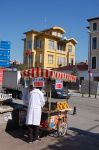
[21,68,77,82]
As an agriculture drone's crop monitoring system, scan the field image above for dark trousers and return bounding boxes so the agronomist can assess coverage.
[28,125,39,142]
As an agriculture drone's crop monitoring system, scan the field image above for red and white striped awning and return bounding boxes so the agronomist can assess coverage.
[21,68,77,82]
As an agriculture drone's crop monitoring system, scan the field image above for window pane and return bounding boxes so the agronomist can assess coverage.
[48,55,53,64]
[92,57,96,69]
[92,37,97,49]
[27,41,31,49]
[71,58,74,65]
[93,23,97,31]
[36,39,42,48]
[68,45,72,52]
[48,40,54,49]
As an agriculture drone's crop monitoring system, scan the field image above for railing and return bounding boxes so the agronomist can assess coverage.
[56,50,66,54]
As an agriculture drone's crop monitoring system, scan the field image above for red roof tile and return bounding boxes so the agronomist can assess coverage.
[53,64,88,71]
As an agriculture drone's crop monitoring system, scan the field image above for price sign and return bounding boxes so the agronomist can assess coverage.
[55,80,63,89]
[33,77,45,87]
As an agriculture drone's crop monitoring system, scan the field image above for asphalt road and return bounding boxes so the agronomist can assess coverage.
[0,95,99,150]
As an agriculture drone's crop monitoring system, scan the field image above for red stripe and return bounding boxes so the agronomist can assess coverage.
[71,75,73,81]
[61,73,63,79]
[67,74,69,80]
[39,68,41,77]
[50,70,53,79]
[36,68,39,77]
[65,74,67,80]
[69,75,71,81]
[59,72,61,79]
[32,68,34,77]
[28,69,30,76]
[68,74,70,81]
[72,76,74,81]
[62,73,64,79]
[56,72,57,78]
[24,70,26,76]
[69,75,70,80]
[41,68,44,77]
[72,75,73,81]
[57,72,59,78]
[46,69,49,78]
[60,73,62,79]
[55,72,56,78]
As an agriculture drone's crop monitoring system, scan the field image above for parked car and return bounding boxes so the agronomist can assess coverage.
[50,84,70,99]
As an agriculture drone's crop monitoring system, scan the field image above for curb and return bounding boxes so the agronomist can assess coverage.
[67,129,78,136]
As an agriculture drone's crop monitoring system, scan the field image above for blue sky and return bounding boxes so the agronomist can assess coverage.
[0,0,99,63]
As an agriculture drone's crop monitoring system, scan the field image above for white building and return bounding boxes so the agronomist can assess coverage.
[87,17,99,81]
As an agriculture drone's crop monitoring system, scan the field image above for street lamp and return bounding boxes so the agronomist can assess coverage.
[88,30,91,97]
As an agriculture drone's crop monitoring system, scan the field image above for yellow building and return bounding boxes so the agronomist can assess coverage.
[23,26,77,69]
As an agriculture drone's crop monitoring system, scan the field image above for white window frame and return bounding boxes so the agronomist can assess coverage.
[39,54,42,63]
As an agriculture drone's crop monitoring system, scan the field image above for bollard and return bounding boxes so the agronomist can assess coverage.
[95,95,96,99]
[73,106,76,115]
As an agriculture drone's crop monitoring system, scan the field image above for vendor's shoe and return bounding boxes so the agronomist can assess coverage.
[37,136,41,141]
[33,139,39,144]
[28,139,33,144]
[37,138,41,141]
[28,141,33,144]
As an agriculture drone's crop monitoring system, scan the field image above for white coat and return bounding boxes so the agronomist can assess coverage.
[26,88,45,125]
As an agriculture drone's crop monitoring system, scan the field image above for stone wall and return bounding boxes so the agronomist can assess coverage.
[81,80,99,95]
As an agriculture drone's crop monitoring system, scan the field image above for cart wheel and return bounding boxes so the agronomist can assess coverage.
[57,121,67,137]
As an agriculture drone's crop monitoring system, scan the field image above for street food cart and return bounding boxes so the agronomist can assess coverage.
[20,68,76,136]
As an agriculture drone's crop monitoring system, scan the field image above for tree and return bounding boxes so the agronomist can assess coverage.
[17,64,28,70]
[71,65,78,76]
[58,64,62,67]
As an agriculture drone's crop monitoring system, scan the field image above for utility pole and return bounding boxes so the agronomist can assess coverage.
[88,31,91,97]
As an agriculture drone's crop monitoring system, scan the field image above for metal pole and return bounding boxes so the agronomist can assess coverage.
[29,54,31,69]
[88,31,91,97]
[28,54,29,69]
[89,70,91,97]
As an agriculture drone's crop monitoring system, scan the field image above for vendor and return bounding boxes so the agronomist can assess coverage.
[26,85,45,143]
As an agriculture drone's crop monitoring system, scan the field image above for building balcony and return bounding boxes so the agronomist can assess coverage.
[56,50,66,54]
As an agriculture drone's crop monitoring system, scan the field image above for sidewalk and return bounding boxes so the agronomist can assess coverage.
[69,90,99,98]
